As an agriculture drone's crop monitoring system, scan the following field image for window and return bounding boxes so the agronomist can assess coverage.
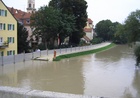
[8,37,14,43]
[7,50,12,56]
[0,37,3,43]
[8,24,14,30]
[7,50,15,56]
[0,51,4,56]
[0,23,6,30]
[0,37,3,46]
[0,9,7,16]
[26,19,30,24]
[29,4,31,8]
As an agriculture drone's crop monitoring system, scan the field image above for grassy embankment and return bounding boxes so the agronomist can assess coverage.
[53,43,116,61]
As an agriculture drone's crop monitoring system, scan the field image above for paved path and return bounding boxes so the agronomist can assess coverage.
[36,42,111,61]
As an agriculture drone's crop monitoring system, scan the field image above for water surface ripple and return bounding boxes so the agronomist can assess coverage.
[0,45,139,98]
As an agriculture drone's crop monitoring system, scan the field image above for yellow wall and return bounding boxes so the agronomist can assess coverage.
[0,1,17,56]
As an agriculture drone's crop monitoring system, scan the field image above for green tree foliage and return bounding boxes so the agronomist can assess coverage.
[17,23,29,53]
[114,24,127,44]
[134,45,140,66]
[124,10,140,43]
[30,6,76,49]
[49,0,88,45]
[91,37,103,44]
[124,10,140,66]
[95,20,119,41]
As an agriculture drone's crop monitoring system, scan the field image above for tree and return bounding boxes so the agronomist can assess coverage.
[95,20,113,41]
[30,6,76,49]
[124,10,140,43]
[17,23,29,53]
[124,10,140,66]
[58,14,76,47]
[114,23,127,44]
[49,0,88,45]
[134,46,140,66]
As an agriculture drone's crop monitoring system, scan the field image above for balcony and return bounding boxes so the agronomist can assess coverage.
[0,42,9,48]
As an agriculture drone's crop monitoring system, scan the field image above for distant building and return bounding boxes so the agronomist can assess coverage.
[27,0,36,13]
[83,18,95,43]
[8,7,32,41]
[8,0,37,46]
[0,0,18,56]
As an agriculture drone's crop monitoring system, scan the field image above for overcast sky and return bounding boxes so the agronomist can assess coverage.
[2,0,140,25]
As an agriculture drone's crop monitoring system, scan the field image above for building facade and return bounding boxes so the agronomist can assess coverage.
[8,7,32,41]
[27,0,36,13]
[83,18,94,43]
[8,0,37,47]
[0,0,17,56]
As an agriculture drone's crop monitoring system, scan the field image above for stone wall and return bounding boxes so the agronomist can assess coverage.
[0,86,101,98]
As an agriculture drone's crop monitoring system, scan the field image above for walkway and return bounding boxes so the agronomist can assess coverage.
[35,42,111,61]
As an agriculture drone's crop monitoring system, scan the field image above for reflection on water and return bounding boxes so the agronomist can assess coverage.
[0,45,140,98]
[0,60,84,94]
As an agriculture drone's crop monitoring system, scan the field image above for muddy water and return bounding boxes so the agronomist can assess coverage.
[0,45,140,98]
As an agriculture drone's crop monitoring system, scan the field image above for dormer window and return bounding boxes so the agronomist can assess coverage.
[15,10,18,14]
[26,19,30,24]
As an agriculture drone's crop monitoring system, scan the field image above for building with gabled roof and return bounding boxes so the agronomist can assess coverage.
[83,18,94,43]
[8,0,37,47]
[8,7,32,41]
[0,0,17,56]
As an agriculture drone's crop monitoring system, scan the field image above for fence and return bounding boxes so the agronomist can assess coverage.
[0,45,93,66]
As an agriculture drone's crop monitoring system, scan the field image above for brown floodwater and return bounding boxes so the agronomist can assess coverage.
[0,45,140,98]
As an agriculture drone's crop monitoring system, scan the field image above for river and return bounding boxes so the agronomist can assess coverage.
[0,45,139,98]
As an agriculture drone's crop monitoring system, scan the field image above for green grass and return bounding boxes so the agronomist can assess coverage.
[53,43,116,61]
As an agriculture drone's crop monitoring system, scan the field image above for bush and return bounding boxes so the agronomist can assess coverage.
[134,45,140,66]
[79,40,87,46]
[91,37,103,44]
[38,43,46,50]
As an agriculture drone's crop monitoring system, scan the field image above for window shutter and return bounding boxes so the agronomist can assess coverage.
[4,24,5,30]
[0,9,1,16]
[13,50,15,55]
[13,24,14,30]
[7,51,9,56]
[13,37,14,43]
[2,52,4,56]
[7,24,9,30]
[7,37,9,43]
[5,10,7,16]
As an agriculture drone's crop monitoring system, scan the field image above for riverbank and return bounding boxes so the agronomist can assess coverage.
[35,42,115,61]
[53,43,116,61]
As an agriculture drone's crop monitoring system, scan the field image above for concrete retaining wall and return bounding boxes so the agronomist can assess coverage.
[0,86,103,98]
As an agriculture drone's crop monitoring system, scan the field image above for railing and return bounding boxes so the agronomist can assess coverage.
[0,42,110,66]
[0,42,9,48]
[0,86,100,98]
[0,45,93,66]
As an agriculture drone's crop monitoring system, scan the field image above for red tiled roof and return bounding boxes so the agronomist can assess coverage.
[8,7,32,26]
[84,28,92,32]
[88,18,93,24]
[83,35,91,42]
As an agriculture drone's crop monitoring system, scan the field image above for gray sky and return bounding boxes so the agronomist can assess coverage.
[2,0,140,25]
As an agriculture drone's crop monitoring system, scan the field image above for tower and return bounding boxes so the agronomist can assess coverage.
[27,0,36,13]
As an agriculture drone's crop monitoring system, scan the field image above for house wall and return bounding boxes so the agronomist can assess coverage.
[84,21,94,40]
[0,1,17,56]
[25,25,32,41]
[86,31,93,40]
